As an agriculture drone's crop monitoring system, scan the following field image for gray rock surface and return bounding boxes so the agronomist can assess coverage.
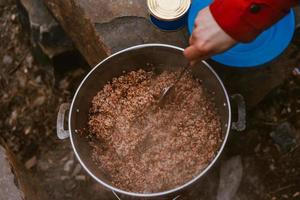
[43,0,110,66]
[270,122,297,152]
[17,0,73,59]
[95,16,189,53]
[0,146,23,200]
[78,0,148,24]
[217,156,243,200]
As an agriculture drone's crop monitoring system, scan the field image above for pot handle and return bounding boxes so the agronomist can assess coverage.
[57,103,71,140]
[231,94,246,131]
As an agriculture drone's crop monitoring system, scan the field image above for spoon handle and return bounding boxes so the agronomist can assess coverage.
[174,63,190,85]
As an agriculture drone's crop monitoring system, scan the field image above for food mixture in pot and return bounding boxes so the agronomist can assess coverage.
[87,69,222,193]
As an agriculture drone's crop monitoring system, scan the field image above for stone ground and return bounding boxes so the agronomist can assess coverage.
[0,146,23,200]
[0,1,300,200]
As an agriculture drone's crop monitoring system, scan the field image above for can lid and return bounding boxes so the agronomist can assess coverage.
[147,0,191,21]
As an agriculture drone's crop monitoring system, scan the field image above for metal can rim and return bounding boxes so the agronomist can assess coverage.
[147,0,191,21]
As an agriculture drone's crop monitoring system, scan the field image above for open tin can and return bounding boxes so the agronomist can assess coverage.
[147,0,191,31]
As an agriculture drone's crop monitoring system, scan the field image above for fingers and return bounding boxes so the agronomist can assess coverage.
[189,35,195,45]
[189,30,199,45]
[186,25,211,62]
[184,46,200,61]
[189,27,202,45]
[184,45,210,62]
[185,6,236,63]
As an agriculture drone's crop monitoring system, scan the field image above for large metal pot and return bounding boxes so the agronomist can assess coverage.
[57,44,246,199]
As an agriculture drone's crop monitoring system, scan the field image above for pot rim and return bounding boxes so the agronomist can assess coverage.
[68,43,232,198]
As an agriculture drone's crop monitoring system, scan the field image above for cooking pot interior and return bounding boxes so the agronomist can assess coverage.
[70,45,230,191]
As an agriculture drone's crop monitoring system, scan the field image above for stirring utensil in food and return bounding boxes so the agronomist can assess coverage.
[158,63,190,107]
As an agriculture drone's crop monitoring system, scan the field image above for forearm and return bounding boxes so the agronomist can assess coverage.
[210,0,298,42]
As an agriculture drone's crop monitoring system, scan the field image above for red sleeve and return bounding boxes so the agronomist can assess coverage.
[210,0,298,42]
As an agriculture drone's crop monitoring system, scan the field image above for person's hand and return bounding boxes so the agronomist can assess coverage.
[184,7,237,63]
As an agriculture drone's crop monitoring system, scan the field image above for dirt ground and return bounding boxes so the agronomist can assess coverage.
[0,1,299,200]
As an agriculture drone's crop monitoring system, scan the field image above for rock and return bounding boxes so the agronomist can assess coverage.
[18,0,187,66]
[75,175,86,181]
[269,163,276,171]
[235,157,266,199]
[2,54,13,65]
[95,17,188,53]
[217,156,243,200]
[11,14,17,22]
[8,110,18,125]
[25,156,37,169]
[270,122,297,152]
[35,75,42,83]
[43,0,110,66]
[33,96,46,107]
[0,146,23,200]
[78,0,148,24]
[71,163,81,177]
[25,54,33,68]
[282,194,289,199]
[63,159,74,172]
[293,67,300,76]
[17,0,74,59]
[24,126,31,135]
[293,192,300,197]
